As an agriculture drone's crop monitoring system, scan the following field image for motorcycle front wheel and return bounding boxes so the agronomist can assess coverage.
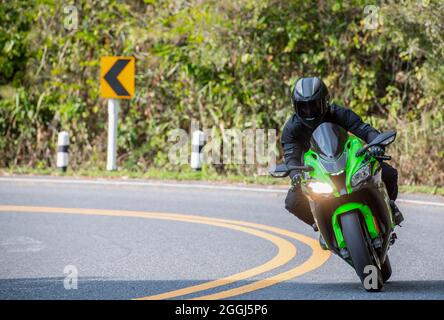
[340,211,384,291]
[381,255,392,283]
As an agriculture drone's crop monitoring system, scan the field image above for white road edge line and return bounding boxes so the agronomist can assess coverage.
[1,177,443,208]
[396,199,444,207]
[0,177,285,193]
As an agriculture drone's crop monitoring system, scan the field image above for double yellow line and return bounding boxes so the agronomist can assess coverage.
[0,205,330,299]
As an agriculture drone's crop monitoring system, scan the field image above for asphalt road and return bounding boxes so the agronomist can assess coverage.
[0,176,443,300]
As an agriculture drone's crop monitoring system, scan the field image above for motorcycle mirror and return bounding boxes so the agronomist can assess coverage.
[269,164,313,178]
[356,131,397,156]
[371,131,397,147]
[378,131,397,146]
[269,170,290,178]
[269,163,290,178]
[287,165,314,172]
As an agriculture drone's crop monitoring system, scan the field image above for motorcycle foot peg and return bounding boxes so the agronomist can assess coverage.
[340,248,350,259]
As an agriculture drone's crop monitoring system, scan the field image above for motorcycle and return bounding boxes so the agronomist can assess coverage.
[270,122,398,291]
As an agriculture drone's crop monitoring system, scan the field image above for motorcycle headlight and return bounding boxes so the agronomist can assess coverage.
[308,181,333,194]
[351,164,371,187]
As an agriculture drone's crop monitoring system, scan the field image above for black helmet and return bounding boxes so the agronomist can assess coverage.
[292,77,329,128]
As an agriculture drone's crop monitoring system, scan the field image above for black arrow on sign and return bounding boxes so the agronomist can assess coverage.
[104,59,131,96]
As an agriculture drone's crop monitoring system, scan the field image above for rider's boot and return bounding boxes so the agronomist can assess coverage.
[390,200,404,226]
[319,234,328,250]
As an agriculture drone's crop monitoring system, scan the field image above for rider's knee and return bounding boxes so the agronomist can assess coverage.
[285,188,305,213]
[285,192,296,212]
[384,164,398,183]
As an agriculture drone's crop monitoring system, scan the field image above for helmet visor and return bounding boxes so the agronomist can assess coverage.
[296,99,324,119]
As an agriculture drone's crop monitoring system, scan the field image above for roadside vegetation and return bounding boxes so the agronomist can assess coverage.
[1,0,443,187]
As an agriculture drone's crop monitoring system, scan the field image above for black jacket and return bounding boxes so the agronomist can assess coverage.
[281,103,380,178]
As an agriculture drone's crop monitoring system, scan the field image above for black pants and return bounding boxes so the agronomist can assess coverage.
[285,162,398,226]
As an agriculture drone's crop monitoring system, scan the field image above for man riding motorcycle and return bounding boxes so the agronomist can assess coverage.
[282,77,404,247]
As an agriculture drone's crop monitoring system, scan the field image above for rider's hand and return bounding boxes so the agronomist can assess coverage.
[289,171,303,191]
[367,145,385,157]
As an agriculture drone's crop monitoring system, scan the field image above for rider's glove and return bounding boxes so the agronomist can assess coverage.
[289,171,303,191]
[367,145,385,157]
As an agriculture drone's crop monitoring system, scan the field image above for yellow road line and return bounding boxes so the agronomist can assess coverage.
[133,213,331,300]
[0,205,296,299]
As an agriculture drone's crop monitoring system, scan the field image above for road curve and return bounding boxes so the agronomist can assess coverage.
[0,176,443,299]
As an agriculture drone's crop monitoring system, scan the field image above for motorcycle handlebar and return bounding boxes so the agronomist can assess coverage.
[287,165,314,172]
[374,155,392,161]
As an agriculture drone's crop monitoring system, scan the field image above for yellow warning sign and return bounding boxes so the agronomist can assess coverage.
[100,56,135,99]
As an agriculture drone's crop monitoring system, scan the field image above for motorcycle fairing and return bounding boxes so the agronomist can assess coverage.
[332,202,379,249]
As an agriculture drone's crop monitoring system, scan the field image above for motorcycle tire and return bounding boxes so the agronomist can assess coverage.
[341,211,384,292]
[381,255,392,283]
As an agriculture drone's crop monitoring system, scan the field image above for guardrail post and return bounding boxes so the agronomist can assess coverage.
[57,131,69,172]
[191,130,204,171]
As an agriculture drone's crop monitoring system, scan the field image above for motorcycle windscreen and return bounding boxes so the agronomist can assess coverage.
[310,123,349,173]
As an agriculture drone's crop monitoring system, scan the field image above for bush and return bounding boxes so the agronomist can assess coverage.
[0,0,443,185]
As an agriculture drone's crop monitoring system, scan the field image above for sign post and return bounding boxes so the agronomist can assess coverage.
[106,99,119,171]
[100,56,135,171]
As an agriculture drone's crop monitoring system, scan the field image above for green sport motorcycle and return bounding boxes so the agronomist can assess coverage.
[270,122,398,291]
